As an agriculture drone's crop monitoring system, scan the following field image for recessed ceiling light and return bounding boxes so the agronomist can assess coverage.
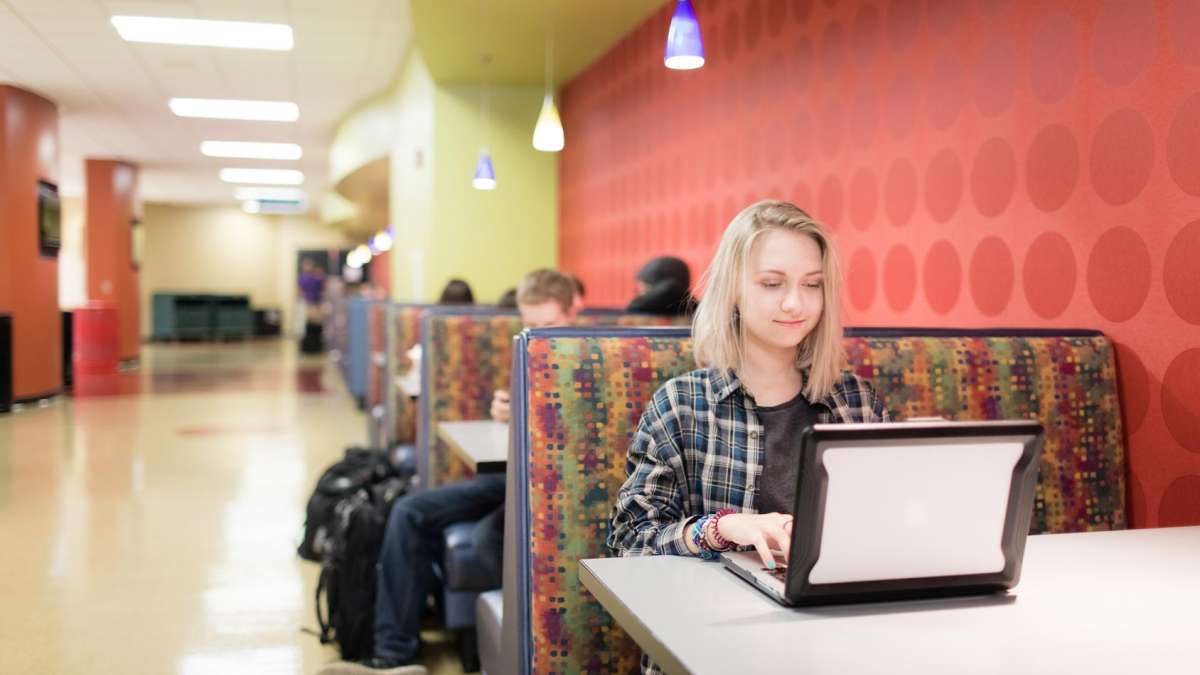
[169,98,299,122]
[219,168,304,185]
[233,186,307,201]
[201,141,302,160]
[111,16,294,51]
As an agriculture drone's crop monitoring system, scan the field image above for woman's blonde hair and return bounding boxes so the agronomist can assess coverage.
[691,200,846,402]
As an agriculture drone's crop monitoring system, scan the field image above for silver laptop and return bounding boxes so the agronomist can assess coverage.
[721,420,1043,606]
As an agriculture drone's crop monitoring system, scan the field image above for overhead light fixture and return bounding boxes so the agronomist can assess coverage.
[347,244,372,269]
[232,186,306,201]
[201,141,302,160]
[474,61,498,189]
[532,93,564,152]
[473,150,497,190]
[371,231,393,253]
[219,168,304,185]
[111,16,294,51]
[533,32,564,152]
[664,0,706,70]
[243,199,306,215]
[169,98,299,122]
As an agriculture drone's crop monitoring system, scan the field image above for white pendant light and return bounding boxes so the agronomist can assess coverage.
[532,94,564,152]
[532,30,564,152]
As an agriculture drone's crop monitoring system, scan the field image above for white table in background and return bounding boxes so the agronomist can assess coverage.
[437,420,508,473]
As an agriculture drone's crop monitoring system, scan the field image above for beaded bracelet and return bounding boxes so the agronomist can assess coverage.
[689,515,718,560]
[705,508,737,551]
[689,515,709,551]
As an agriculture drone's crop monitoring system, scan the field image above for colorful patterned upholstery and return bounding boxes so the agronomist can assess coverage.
[510,327,694,675]
[509,327,1127,674]
[419,309,524,488]
[844,329,1127,533]
[390,305,425,446]
[417,311,689,489]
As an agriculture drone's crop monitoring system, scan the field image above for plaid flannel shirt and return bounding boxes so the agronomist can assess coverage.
[608,367,891,674]
[609,367,891,558]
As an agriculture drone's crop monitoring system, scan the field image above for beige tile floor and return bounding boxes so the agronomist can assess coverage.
[0,341,462,675]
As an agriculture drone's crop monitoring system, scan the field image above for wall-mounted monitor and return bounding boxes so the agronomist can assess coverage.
[37,180,61,257]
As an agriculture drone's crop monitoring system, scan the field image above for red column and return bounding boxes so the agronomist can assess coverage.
[84,160,141,363]
[0,85,61,399]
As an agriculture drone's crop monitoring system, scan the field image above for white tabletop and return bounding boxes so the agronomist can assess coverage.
[580,526,1200,675]
[436,420,508,472]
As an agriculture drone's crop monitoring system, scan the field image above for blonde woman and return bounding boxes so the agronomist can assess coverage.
[610,200,891,574]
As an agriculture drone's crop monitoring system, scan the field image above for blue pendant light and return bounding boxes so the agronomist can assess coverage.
[664,0,705,70]
[473,149,496,190]
[474,60,498,190]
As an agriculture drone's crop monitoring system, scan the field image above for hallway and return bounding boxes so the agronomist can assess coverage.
[1,342,366,674]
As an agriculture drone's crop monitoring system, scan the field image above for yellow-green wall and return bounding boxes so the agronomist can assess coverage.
[429,83,557,302]
[335,49,560,304]
[387,50,437,301]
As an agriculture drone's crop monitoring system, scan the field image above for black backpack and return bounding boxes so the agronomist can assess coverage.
[298,446,396,562]
[315,476,408,660]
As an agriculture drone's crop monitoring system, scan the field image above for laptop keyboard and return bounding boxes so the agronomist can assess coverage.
[764,565,788,582]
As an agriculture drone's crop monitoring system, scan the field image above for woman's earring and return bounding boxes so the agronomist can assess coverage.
[730,308,740,326]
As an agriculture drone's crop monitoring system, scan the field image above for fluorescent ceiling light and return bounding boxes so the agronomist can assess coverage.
[201,141,302,160]
[219,168,304,185]
[169,98,299,122]
[233,187,306,201]
[111,16,294,51]
[243,199,306,215]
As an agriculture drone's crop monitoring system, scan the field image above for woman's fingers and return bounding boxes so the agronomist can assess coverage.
[766,525,790,563]
[753,535,775,569]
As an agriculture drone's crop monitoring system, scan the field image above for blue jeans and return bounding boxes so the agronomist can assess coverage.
[373,473,506,661]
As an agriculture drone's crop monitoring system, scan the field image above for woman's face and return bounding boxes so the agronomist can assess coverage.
[738,228,825,357]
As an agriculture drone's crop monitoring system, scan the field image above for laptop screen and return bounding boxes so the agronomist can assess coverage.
[807,439,1023,584]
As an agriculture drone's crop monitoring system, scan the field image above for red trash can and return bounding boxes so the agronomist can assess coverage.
[73,301,119,376]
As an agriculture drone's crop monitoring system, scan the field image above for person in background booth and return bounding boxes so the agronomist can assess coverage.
[627,255,696,316]
[438,278,474,304]
[496,287,518,309]
[569,274,586,314]
[610,201,890,671]
[321,269,578,675]
[489,270,581,423]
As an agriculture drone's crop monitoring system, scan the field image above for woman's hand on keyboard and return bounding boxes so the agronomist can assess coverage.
[716,512,793,569]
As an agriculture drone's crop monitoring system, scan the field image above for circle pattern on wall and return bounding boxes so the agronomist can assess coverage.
[1158,475,1200,527]
[884,245,917,312]
[1090,109,1155,206]
[1026,124,1080,212]
[1162,349,1200,453]
[969,237,1014,316]
[1086,226,1152,323]
[1166,93,1200,197]
[923,240,962,315]
[1023,232,1076,319]
[1029,9,1080,103]
[1163,220,1200,325]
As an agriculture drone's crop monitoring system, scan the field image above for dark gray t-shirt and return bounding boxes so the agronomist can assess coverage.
[753,391,821,515]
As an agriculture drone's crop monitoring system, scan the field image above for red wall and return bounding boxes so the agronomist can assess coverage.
[560,0,1200,528]
[0,85,61,399]
[85,160,141,362]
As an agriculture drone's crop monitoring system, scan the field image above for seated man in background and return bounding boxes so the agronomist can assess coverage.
[322,269,579,675]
